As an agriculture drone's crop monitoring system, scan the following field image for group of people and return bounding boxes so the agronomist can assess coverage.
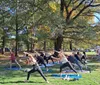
[9,49,88,83]
[51,50,87,73]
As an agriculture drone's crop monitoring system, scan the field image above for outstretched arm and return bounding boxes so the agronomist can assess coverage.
[51,53,62,61]
[51,56,60,61]
[20,56,29,60]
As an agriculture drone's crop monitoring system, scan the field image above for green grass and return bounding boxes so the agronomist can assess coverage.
[0,52,99,85]
[86,52,97,56]
[0,61,100,85]
[65,52,97,56]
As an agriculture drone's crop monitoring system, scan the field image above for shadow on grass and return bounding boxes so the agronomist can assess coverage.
[0,62,100,79]
[87,63,100,72]
[0,81,45,84]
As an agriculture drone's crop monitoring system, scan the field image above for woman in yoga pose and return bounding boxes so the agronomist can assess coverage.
[22,52,49,83]
[51,50,77,73]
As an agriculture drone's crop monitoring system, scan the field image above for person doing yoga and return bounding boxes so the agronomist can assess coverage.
[36,53,48,71]
[67,53,83,72]
[51,50,77,73]
[22,52,49,83]
[9,50,21,69]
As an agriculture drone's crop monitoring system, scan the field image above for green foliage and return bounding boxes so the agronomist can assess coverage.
[0,0,100,50]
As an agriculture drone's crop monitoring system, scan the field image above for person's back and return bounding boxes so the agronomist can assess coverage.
[81,52,86,60]
[74,53,81,62]
[71,53,83,71]
[67,56,76,63]
[10,52,16,62]
[81,51,87,64]
[52,51,59,58]
[40,52,47,61]
[97,48,100,56]
[37,55,44,63]
[40,52,45,57]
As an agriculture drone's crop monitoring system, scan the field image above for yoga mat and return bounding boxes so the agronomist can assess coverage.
[51,74,82,80]
[42,69,53,72]
[5,66,21,70]
[40,63,54,68]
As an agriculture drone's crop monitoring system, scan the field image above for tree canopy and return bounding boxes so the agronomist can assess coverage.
[0,0,100,55]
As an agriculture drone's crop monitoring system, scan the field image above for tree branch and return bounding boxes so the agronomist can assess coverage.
[72,0,85,10]
[66,0,85,20]
[90,3,100,7]
[65,0,72,15]
[72,5,89,21]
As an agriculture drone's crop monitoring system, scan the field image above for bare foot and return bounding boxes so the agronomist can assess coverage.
[46,80,49,83]
[24,80,28,83]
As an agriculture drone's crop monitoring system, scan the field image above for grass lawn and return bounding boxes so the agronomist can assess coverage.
[64,51,97,56]
[0,61,100,85]
[86,52,97,56]
[0,52,100,85]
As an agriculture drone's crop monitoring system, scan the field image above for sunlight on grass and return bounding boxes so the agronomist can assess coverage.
[86,52,97,56]
[0,62,100,85]
[0,51,100,85]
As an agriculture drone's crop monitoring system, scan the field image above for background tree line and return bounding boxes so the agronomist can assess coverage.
[0,0,100,56]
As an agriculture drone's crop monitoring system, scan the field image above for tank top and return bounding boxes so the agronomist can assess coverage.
[60,53,68,64]
[26,55,37,65]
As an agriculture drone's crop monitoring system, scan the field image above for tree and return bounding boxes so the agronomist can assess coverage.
[0,0,100,54]
[52,0,100,51]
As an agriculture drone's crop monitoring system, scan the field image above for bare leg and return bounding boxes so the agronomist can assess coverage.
[9,61,12,69]
[15,60,21,69]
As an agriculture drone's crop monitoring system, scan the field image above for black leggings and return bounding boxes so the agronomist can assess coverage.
[27,64,47,81]
[60,62,77,73]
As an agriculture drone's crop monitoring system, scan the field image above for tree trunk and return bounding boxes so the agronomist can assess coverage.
[69,41,72,51]
[26,28,29,51]
[15,0,18,56]
[26,41,30,51]
[1,36,5,54]
[53,35,63,57]
[15,21,18,56]
[43,40,46,51]
[1,14,5,54]
[54,35,63,51]
[53,0,64,51]
[30,39,35,52]
[30,38,33,52]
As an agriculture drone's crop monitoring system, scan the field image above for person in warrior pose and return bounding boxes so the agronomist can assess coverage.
[9,50,21,69]
[22,52,49,83]
[51,50,77,73]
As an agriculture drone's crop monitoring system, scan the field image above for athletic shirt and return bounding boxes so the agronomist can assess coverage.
[60,53,69,64]
[67,56,76,63]
[26,54,37,65]
[81,54,86,59]
[10,52,16,62]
